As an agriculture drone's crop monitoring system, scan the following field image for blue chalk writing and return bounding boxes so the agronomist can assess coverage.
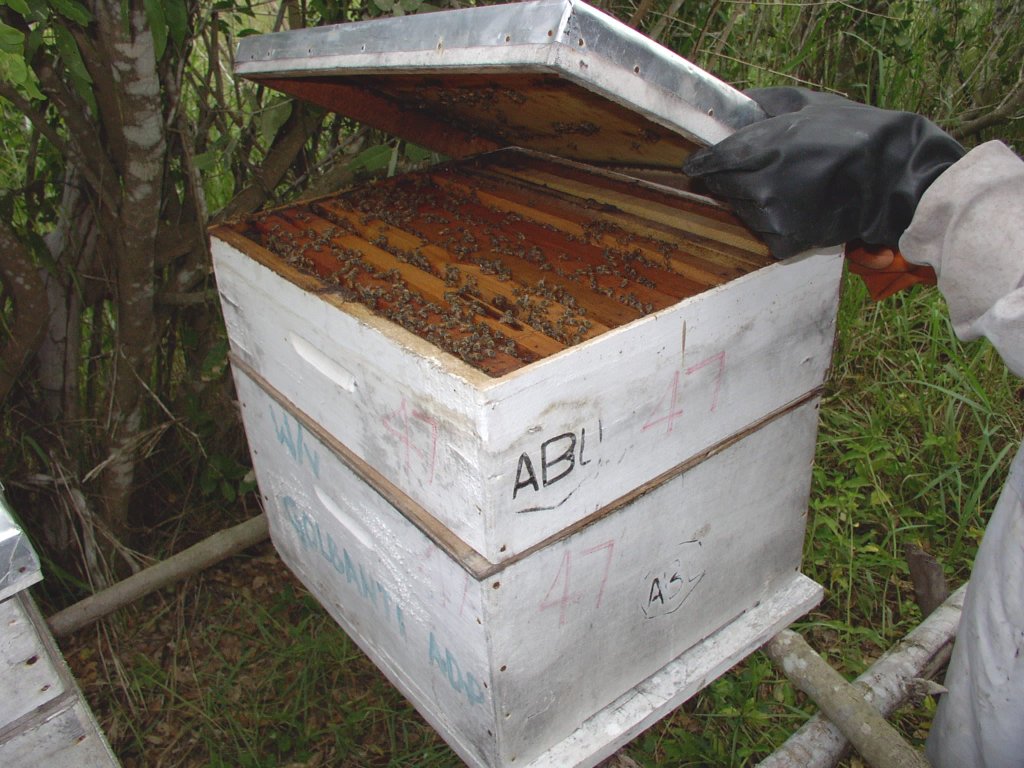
[270,405,320,478]
[282,495,405,638]
[428,631,486,706]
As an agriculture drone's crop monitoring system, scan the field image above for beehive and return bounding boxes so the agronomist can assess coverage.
[212,2,843,765]
[0,495,119,766]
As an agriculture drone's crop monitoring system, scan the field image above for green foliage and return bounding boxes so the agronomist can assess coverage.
[144,0,188,60]
[1,0,95,108]
[81,573,457,766]
[633,653,806,766]
[609,0,1024,146]
[372,0,423,17]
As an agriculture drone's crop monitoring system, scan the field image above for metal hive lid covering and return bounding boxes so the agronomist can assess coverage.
[0,486,41,602]
[235,0,764,170]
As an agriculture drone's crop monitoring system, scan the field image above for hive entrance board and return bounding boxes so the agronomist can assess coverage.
[217,149,770,378]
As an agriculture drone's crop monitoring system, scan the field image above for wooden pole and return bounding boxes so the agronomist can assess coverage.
[47,513,269,638]
[759,583,965,768]
[762,630,932,768]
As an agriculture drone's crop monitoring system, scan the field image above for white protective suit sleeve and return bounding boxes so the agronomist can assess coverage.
[899,140,1024,768]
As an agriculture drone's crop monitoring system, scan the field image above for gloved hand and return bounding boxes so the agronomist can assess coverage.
[683,86,966,261]
[844,240,938,301]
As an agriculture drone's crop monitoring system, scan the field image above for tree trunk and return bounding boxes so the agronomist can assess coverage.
[37,177,95,424]
[93,1,167,537]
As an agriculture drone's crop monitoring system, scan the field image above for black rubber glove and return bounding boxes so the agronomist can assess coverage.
[683,87,966,259]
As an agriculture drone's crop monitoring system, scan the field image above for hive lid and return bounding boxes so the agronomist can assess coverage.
[235,0,764,171]
[0,486,42,602]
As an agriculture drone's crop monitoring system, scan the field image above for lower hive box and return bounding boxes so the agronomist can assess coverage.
[235,365,825,767]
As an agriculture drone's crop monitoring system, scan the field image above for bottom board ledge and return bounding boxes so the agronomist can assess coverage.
[522,572,823,768]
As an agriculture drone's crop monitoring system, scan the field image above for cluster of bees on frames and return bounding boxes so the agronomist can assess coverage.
[246,164,686,371]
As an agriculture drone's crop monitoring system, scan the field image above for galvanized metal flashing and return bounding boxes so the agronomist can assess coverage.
[0,486,41,603]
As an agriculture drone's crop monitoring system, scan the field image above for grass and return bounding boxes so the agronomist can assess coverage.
[66,548,457,768]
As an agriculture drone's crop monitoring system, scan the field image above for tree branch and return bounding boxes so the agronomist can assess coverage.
[763,630,931,768]
[213,103,322,222]
[627,0,657,30]
[951,74,1024,141]
[30,61,121,215]
[0,220,48,403]
[760,584,966,768]
[47,513,269,637]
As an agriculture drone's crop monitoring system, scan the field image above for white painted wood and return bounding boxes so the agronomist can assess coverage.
[212,230,842,564]
[236,368,823,767]
[0,697,119,767]
[0,593,119,767]
[0,492,42,602]
[526,573,822,768]
[0,595,65,728]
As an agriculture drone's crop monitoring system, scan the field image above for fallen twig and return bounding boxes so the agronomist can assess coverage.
[47,513,269,638]
[759,584,966,768]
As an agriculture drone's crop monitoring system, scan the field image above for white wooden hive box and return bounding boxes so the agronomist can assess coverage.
[212,154,843,562]
[212,2,842,765]
[0,493,119,767]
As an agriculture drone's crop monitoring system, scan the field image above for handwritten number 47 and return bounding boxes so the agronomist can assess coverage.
[538,540,615,627]
[642,351,726,435]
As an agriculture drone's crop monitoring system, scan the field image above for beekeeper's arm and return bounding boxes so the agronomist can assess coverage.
[686,87,1024,768]
[683,87,1024,373]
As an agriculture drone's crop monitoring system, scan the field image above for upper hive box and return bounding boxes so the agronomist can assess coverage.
[212,0,843,566]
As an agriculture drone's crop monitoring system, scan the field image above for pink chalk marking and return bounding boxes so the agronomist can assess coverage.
[539,539,617,625]
[581,540,615,610]
[457,572,472,617]
[382,399,439,483]
[685,350,726,412]
[538,551,582,627]
[412,407,439,484]
[642,369,684,435]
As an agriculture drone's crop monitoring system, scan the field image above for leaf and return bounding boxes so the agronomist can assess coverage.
[50,24,95,110]
[403,142,433,163]
[22,0,49,23]
[200,337,229,381]
[143,0,167,61]
[199,471,217,495]
[194,149,218,171]
[0,51,44,99]
[348,143,393,175]
[3,0,30,16]
[259,97,292,145]
[24,25,42,58]
[0,21,23,53]
[47,0,93,26]
[164,0,187,48]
